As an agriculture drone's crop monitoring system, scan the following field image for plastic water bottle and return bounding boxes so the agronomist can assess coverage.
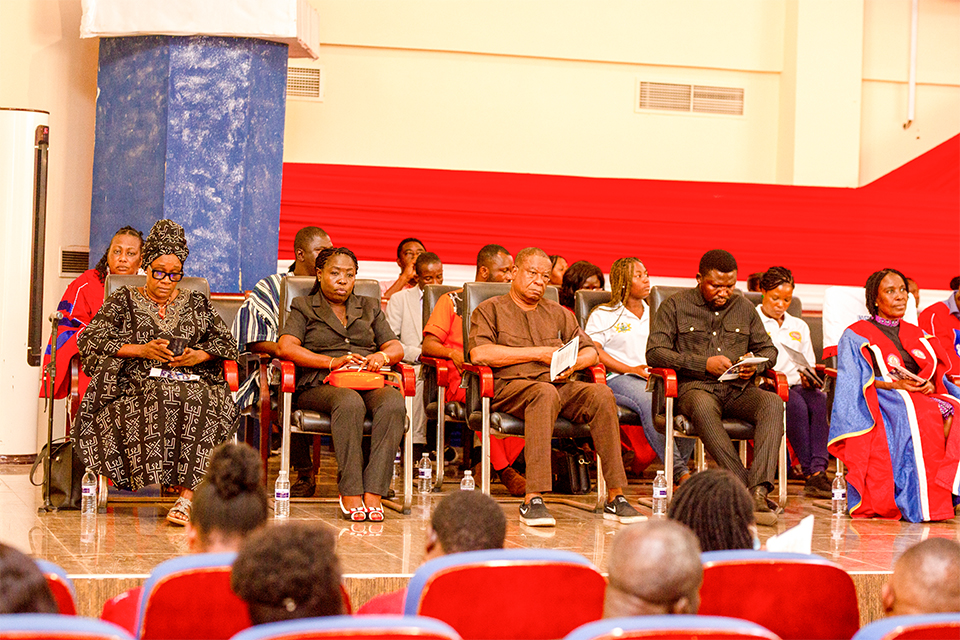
[80,511,96,552]
[274,471,290,519]
[418,453,433,494]
[391,449,402,492]
[81,468,97,515]
[652,470,668,516]
[832,471,847,516]
[460,470,475,491]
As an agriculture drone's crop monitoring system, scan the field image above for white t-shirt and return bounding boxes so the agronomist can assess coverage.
[756,304,815,387]
[584,301,650,376]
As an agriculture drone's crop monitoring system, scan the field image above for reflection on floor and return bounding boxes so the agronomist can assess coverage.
[2,458,957,624]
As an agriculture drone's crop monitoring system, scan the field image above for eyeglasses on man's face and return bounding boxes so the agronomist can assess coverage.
[151,269,184,282]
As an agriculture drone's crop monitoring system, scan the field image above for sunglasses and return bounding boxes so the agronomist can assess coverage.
[151,269,184,282]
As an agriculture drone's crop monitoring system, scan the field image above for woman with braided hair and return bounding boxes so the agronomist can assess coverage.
[755,266,831,499]
[668,469,760,549]
[585,258,693,484]
[77,219,238,525]
[40,226,143,402]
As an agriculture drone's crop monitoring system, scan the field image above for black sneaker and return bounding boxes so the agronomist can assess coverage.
[603,495,646,524]
[290,474,316,498]
[519,496,556,527]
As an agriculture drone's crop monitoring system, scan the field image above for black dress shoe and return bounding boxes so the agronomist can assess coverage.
[803,472,832,499]
[290,474,316,498]
[751,485,778,526]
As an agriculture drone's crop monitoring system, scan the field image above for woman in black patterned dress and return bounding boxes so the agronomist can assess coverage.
[76,219,238,525]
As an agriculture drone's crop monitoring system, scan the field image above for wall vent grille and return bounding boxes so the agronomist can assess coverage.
[60,248,89,276]
[287,67,323,101]
[639,81,743,116]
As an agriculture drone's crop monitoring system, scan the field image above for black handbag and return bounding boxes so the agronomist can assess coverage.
[551,444,593,495]
[30,438,85,510]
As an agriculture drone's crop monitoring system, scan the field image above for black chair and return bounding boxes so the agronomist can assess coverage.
[274,276,415,514]
[460,282,607,511]
[646,286,789,505]
[419,284,464,491]
[573,290,645,429]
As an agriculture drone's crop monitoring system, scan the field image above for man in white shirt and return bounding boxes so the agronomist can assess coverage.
[386,252,443,450]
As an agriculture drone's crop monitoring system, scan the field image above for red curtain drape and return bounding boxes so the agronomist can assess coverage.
[279,135,959,287]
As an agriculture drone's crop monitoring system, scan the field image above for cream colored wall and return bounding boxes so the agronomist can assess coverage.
[859,0,960,185]
[1,0,99,445]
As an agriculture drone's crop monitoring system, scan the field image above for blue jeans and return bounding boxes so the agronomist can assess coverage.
[607,374,694,482]
[785,385,829,475]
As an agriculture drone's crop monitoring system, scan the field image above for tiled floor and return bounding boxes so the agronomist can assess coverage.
[3,460,957,577]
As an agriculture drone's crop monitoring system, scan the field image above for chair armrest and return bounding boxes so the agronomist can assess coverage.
[462,363,495,399]
[270,359,297,394]
[223,360,239,392]
[418,356,450,388]
[949,375,960,386]
[393,363,417,397]
[816,364,837,379]
[763,369,790,402]
[648,368,678,398]
[589,364,606,385]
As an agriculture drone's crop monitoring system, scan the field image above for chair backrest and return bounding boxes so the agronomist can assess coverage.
[0,614,133,640]
[698,550,859,640]
[821,285,918,357]
[564,616,782,640]
[278,277,381,332]
[229,615,462,640]
[460,283,559,361]
[35,559,76,616]
[137,553,251,640]
[423,284,460,328]
[851,614,960,640]
[210,292,246,327]
[403,549,605,640]
[574,290,612,329]
[647,286,686,321]
[104,274,210,301]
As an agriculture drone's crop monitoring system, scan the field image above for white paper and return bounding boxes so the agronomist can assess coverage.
[550,336,579,381]
[149,367,200,382]
[717,356,768,381]
[764,514,814,554]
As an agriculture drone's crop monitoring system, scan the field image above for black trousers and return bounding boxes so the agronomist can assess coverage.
[291,385,405,497]
[676,384,783,490]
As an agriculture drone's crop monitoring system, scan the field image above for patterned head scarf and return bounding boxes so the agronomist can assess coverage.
[141,219,189,267]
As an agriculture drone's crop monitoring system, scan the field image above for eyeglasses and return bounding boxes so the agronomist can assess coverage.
[151,269,184,282]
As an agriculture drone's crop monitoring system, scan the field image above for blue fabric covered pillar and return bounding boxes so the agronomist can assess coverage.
[90,35,287,292]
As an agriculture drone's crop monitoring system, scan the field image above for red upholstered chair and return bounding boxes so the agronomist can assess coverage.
[699,550,860,640]
[35,560,76,615]
[402,549,605,640]
[228,615,462,640]
[0,615,132,640]
[850,615,959,640]
[273,277,417,514]
[136,553,251,640]
[564,616,782,640]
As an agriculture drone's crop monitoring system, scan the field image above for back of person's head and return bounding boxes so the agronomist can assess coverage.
[427,491,506,558]
[604,520,703,618]
[560,260,605,307]
[0,544,58,614]
[667,469,756,552]
[189,443,268,552]
[415,251,442,276]
[232,522,344,625]
[864,268,909,315]
[884,538,960,617]
[698,249,738,276]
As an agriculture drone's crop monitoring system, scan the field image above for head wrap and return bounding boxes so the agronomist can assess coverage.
[141,219,189,268]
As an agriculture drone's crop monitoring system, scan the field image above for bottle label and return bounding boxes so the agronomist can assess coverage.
[82,486,95,496]
[653,487,667,499]
[419,468,432,479]
[833,489,845,501]
[275,490,290,500]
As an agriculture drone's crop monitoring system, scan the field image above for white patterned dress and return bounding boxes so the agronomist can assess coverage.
[76,286,239,491]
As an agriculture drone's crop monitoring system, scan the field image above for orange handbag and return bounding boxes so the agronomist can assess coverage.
[325,367,401,390]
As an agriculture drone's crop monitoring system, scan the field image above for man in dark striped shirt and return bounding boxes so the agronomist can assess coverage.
[647,249,783,524]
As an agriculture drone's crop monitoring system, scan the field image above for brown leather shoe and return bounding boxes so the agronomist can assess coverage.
[751,485,778,526]
[498,467,527,497]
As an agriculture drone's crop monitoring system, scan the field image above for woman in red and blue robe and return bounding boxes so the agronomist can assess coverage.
[40,226,143,404]
[829,268,960,522]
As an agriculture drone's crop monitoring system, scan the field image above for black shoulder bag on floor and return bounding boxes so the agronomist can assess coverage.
[551,444,593,495]
[30,437,85,510]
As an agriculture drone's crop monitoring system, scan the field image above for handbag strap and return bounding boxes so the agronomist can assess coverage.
[29,438,69,486]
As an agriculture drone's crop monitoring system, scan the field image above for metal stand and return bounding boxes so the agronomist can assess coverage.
[38,312,61,513]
